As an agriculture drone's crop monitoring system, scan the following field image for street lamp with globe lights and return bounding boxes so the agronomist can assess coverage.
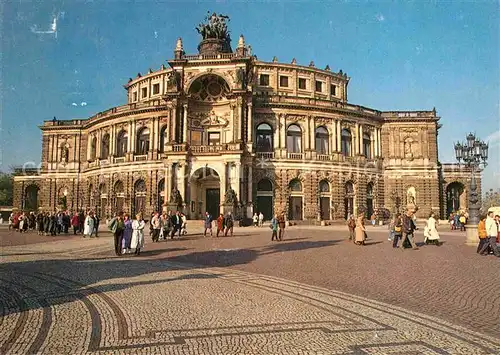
[454,133,488,243]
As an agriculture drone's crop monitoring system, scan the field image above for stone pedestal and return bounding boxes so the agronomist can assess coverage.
[222,203,236,216]
[465,224,479,246]
[198,38,231,55]
[167,203,182,214]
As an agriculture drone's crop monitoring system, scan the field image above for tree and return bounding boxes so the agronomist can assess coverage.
[0,173,13,206]
[481,188,500,212]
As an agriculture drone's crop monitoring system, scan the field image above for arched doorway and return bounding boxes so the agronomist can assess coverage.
[288,179,303,220]
[256,179,273,221]
[189,167,220,219]
[133,180,146,217]
[98,183,107,219]
[114,181,125,214]
[344,181,355,219]
[24,184,39,211]
[366,183,374,218]
[319,180,330,220]
[446,182,465,216]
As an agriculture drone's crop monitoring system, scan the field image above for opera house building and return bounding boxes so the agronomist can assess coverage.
[13,15,476,222]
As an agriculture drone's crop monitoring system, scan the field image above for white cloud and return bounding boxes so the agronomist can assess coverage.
[376,14,385,22]
[71,102,78,106]
[80,102,87,106]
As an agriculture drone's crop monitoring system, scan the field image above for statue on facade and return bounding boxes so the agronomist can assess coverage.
[235,67,246,89]
[404,139,414,159]
[196,12,231,42]
[167,71,181,91]
[224,188,237,205]
[169,188,182,205]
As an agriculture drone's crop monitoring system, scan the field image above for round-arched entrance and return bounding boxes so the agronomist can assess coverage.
[288,179,303,221]
[446,182,465,216]
[344,181,355,220]
[256,179,273,221]
[133,179,146,217]
[189,167,220,219]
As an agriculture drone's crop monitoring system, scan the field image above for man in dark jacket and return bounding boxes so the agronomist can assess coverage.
[400,208,419,250]
[170,211,182,239]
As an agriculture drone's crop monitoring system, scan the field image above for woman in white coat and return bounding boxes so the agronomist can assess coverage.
[424,212,441,246]
[131,213,145,255]
[83,212,94,238]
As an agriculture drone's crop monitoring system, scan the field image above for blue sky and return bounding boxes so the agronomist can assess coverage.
[1,1,498,191]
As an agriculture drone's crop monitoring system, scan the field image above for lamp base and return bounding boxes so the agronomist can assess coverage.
[464,224,479,246]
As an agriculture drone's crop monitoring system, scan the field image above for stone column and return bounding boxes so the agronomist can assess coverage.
[336,120,341,153]
[304,117,310,151]
[279,114,286,157]
[177,162,185,206]
[329,122,335,154]
[96,130,102,159]
[247,102,253,143]
[163,164,171,213]
[273,116,280,153]
[171,105,177,143]
[359,125,364,155]
[127,121,132,154]
[86,134,92,161]
[377,128,381,157]
[220,163,227,214]
[309,116,315,152]
[234,162,241,202]
[370,130,375,159]
[110,125,116,156]
[182,103,188,143]
[247,165,253,218]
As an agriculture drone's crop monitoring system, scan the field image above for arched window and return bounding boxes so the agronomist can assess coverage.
[136,127,150,155]
[101,134,110,159]
[116,131,128,157]
[363,133,371,159]
[159,126,168,153]
[287,124,302,153]
[341,129,352,156]
[319,180,330,193]
[289,179,303,192]
[257,179,273,191]
[90,137,97,161]
[133,179,146,217]
[345,181,354,195]
[315,126,329,154]
[256,123,273,152]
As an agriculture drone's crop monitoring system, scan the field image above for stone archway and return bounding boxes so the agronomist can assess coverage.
[446,182,466,217]
[189,167,220,219]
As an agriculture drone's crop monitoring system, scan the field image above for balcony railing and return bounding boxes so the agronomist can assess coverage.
[114,157,126,163]
[287,152,304,160]
[99,159,109,166]
[256,152,275,159]
[317,154,331,161]
[134,155,148,161]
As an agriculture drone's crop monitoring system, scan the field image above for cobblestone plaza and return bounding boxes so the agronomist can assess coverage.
[1,226,499,354]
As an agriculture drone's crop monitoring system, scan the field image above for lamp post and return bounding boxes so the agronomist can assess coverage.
[454,133,488,244]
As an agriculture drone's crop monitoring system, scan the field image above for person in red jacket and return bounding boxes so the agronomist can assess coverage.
[71,213,79,235]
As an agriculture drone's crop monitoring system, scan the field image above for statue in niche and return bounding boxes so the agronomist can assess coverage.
[406,187,416,207]
[404,138,414,159]
[224,188,237,204]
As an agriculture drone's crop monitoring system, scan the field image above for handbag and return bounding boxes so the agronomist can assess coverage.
[394,226,401,233]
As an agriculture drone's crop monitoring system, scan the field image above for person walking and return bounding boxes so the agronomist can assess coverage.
[170,211,182,238]
[203,212,213,237]
[270,214,279,241]
[355,212,367,246]
[224,212,234,237]
[109,212,125,256]
[400,208,419,250]
[391,213,403,248]
[277,212,286,241]
[258,212,264,227]
[151,212,161,242]
[477,214,488,254]
[252,213,258,227]
[347,215,356,241]
[180,213,188,236]
[83,212,94,238]
[131,213,145,255]
[122,214,133,254]
[424,212,442,246]
[71,213,79,235]
[478,211,500,257]
[216,213,225,237]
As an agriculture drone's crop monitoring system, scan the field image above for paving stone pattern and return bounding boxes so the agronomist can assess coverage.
[1,226,499,354]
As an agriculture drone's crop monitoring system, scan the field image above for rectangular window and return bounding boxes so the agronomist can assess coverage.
[152,83,160,95]
[208,132,220,146]
[133,92,138,101]
[259,74,270,86]
[141,87,147,98]
[279,76,289,87]
[330,84,337,96]
[315,81,323,92]
[298,78,307,90]
[190,131,202,146]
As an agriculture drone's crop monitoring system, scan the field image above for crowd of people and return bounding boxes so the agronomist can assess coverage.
[448,211,469,231]
[8,210,100,236]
